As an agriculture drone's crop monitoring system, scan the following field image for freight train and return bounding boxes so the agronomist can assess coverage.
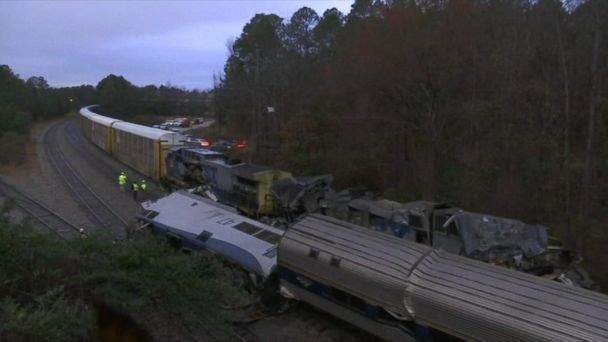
[80,105,185,181]
[136,191,608,341]
[79,106,595,289]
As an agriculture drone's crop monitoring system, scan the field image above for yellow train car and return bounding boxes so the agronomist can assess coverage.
[111,121,184,181]
[79,106,185,182]
[79,105,98,141]
[200,160,292,217]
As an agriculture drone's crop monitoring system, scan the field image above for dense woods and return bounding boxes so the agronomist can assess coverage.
[214,0,608,285]
[0,65,92,162]
[94,74,210,121]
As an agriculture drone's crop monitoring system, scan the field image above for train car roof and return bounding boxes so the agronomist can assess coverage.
[170,146,225,157]
[112,121,186,143]
[91,113,123,126]
[233,163,274,175]
[139,190,283,277]
[280,214,429,316]
[348,198,412,219]
[281,214,608,341]
[79,105,99,119]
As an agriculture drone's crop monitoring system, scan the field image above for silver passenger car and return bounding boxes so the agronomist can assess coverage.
[278,214,608,341]
[138,190,284,280]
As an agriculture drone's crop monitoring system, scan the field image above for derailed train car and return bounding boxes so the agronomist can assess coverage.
[279,214,608,341]
[137,196,608,341]
[137,190,283,283]
[79,105,185,181]
[165,146,292,217]
[333,197,596,289]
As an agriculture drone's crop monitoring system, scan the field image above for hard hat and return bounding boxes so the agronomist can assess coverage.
[121,172,125,175]
[141,180,146,183]
[79,228,85,233]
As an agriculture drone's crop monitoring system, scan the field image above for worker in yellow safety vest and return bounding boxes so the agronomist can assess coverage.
[140,180,147,200]
[131,181,139,201]
[118,172,127,192]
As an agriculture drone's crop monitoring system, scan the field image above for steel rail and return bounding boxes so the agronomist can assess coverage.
[0,177,80,240]
[64,120,129,182]
[44,123,128,240]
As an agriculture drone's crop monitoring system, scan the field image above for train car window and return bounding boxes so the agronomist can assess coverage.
[196,230,213,242]
[254,230,281,244]
[308,248,320,259]
[330,256,342,267]
[330,287,366,312]
[232,222,262,235]
[263,247,277,258]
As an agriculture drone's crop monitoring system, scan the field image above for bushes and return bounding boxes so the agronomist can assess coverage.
[0,216,251,340]
[0,104,31,137]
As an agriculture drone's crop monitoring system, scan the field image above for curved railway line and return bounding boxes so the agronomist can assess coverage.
[43,121,129,240]
[64,120,127,182]
[0,177,80,240]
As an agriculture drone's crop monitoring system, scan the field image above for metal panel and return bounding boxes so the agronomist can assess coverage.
[280,214,428,317]
[407,250,608,341]
[139,191,283,278]
[112,121,185,143]
[280,214,608,341]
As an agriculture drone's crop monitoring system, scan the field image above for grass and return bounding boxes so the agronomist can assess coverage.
[0,212,253,341]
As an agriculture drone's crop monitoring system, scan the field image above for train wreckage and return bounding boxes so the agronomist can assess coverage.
[160,145,597,290]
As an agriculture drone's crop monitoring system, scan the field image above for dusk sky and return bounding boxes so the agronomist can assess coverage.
[0,1,353,90]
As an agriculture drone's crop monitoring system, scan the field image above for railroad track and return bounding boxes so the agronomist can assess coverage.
[63,120,164,198]
[0,177,80,240]
[43,122,128,240]
[63,120,122,182]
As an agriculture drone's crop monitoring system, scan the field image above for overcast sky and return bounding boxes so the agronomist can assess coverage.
[0,1,353,90]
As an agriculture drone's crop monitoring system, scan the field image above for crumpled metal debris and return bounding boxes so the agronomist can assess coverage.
[450,212,596,290]
[453,213,548,259]
[270,175,334,214]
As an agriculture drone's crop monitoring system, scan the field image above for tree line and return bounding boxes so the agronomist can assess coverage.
[213,0,608,286]
[0,65,94,162]
[0,66,211,162]
[94,74,210,121]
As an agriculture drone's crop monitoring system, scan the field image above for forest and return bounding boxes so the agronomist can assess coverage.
[213,0,608,286]
[0,67,210,161]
